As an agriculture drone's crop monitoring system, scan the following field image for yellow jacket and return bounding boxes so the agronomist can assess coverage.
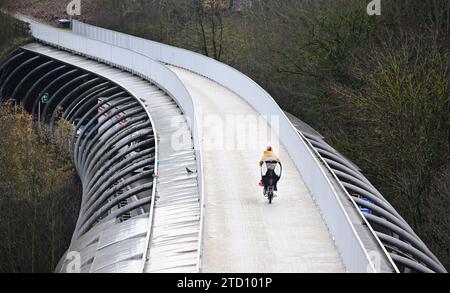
[259,151,279,167]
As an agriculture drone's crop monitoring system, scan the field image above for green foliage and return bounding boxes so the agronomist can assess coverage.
[0,13,30,62]
[0,103,81,273]
[328,32,449,268]
[289,6,376,82]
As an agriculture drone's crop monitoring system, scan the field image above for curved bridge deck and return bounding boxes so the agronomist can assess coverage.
[170,67,344,272]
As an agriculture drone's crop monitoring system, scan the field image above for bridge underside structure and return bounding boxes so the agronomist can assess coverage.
[0,15,446,273]
[0,44,201,273]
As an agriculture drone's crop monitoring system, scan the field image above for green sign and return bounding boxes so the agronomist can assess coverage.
[41,93,49,104]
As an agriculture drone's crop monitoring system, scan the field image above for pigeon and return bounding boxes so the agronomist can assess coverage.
[186,167,194,175]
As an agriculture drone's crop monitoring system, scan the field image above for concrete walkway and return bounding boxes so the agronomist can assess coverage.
[170,66,344,273]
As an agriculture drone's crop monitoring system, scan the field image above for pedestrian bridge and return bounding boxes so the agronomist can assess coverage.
[0,14,445,273]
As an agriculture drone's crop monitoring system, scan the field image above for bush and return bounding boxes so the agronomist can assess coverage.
[328,30,449,270]
[0,102,81,273]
